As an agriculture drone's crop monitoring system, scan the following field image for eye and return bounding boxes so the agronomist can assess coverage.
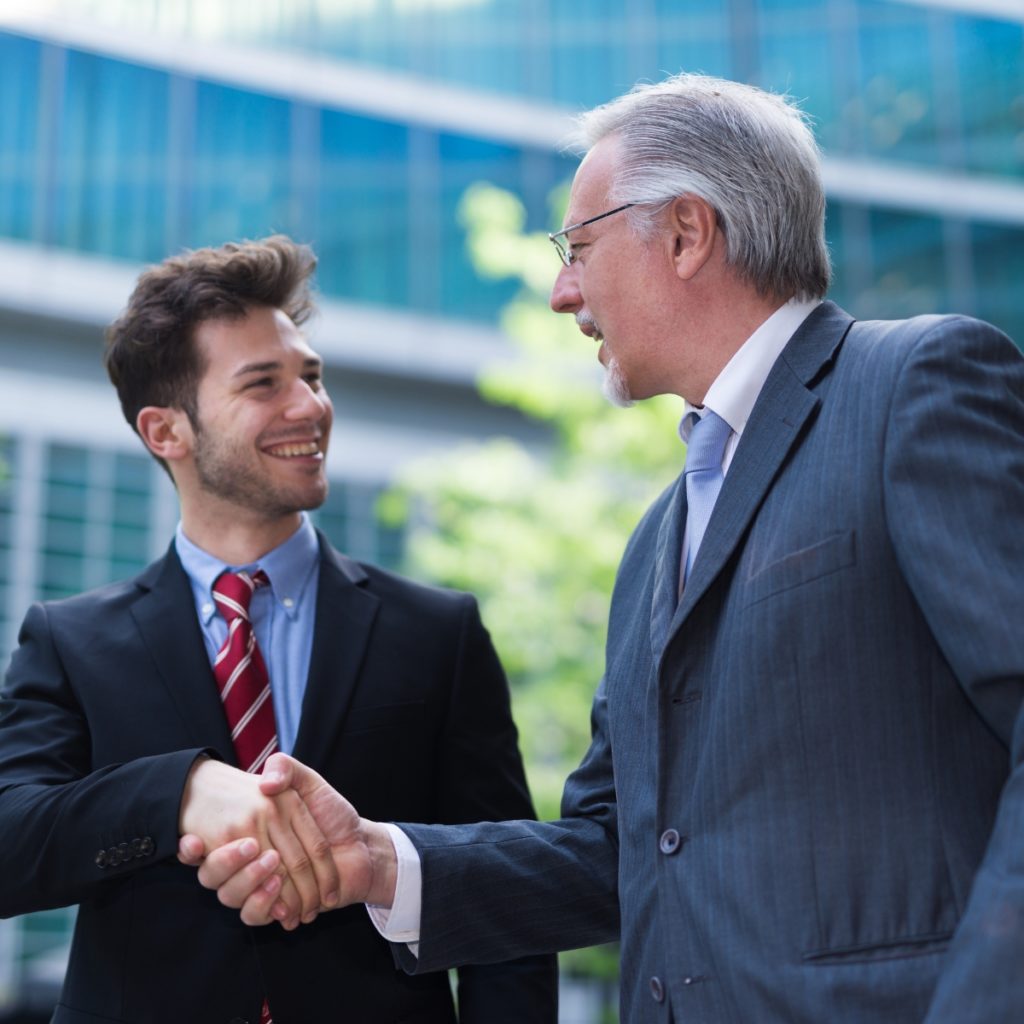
[304,373,323,390]
[245,377,274,389]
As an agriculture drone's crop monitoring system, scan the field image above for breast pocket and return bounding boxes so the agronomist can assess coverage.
[342,699,428,737]
[743,530,857,608]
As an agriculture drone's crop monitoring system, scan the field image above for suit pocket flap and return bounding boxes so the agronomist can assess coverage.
[744,530,856,607]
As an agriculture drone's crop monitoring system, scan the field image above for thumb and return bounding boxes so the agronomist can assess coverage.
[257,751,296,794]
[177,833,206,865]
[258,753,329,799]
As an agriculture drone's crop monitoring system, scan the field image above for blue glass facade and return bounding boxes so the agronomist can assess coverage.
[0,28,570,323]
[2,0,1022,339]
[68,0,1017,175]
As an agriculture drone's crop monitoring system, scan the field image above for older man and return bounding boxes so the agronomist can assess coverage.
[190,75,1024,1023]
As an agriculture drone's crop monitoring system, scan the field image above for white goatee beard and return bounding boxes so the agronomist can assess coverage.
[602,356,634,408]
[578,311,634,408]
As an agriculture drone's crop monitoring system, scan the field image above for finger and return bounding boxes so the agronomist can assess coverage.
[212,849,285,922]
[239,874,287,928]
[177,833,206,866]
[261,759,343,909]
[272,875,303,930]
[266,806,323,922]
[195,837,264,892]
[289,791,340,910]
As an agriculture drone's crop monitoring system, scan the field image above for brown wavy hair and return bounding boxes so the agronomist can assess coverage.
[105,235,317,461]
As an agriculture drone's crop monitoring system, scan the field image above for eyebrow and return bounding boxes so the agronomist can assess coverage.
[232,357,322,378]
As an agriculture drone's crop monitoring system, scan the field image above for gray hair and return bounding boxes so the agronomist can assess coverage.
[573,73,831,301]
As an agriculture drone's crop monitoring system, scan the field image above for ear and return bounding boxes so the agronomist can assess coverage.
[665,196,719,281]
[136,406,194,464]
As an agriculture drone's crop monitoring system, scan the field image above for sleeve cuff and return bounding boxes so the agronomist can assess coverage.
[365,823,421,955]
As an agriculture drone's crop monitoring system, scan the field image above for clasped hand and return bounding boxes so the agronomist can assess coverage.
[178,754,392,929]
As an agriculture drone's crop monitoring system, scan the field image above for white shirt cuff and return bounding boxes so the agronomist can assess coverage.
[365,823,422,956]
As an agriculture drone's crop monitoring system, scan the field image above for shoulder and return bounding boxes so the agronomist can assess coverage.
[844,312,1018,364]
[25,551,174,626]
[819,312,1022,415]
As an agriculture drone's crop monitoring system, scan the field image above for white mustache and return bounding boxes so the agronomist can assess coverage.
[576,312,603,338]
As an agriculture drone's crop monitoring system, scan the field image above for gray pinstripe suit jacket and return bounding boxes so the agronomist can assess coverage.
[398,301,1024,1023]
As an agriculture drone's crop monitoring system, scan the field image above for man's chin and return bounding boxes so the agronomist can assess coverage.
[601,361,635,408]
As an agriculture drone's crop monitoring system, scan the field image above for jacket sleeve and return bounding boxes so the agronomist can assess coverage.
[0,601,205,917]
[395,654,619,983]
[879,318,1024,1021]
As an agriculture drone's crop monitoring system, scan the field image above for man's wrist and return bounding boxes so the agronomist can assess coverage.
[365,824,422,949]
[177,753,212,835]
[363,819,400,907]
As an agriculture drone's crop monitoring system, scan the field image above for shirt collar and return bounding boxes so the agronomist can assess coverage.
[679,296,820,444]
[175,513,320,624]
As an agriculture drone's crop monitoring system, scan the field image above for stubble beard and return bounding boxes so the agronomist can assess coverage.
[193,427,328,520]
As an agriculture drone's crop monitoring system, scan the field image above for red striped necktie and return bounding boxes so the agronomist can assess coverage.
[212,569,277,1024]
[212,569,278,774]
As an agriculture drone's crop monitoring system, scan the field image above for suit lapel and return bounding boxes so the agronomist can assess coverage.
[292,535,380,767]
[649,474,686,662]
[130,546,237,760]
[668,302,855,635]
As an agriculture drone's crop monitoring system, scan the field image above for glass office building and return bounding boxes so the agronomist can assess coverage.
[0,0,1021,1017]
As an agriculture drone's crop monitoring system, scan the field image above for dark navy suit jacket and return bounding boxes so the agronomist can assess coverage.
[0,532,556,1023]
[397,303,1024,1022]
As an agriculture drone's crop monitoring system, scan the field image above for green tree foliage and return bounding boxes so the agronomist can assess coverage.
[382,182,684,814]
[379,184,684,994]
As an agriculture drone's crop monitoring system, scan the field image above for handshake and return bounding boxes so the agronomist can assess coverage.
[177,753,397,930]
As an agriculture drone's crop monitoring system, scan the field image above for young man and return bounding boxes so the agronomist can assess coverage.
[196,77,1024,1023]
[0,236,556,1023]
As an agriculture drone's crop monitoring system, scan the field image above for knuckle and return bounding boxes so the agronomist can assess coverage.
[288,853,312,877]
[309,836,331,862]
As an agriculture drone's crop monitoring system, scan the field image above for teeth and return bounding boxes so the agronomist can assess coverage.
[269,442,319,457]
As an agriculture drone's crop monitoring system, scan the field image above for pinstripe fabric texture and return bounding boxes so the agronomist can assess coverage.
[401,303,1024,1023]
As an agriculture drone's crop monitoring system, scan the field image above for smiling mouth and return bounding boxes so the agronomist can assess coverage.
[263,441,321,458]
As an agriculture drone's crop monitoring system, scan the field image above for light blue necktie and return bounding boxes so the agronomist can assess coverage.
[683,410,732,583]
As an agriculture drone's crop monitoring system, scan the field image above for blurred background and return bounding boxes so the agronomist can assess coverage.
[0,0,1021,1020]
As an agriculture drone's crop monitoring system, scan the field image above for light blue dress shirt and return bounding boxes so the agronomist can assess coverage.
[175,514,321,755]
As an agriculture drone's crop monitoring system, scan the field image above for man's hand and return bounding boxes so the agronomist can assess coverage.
[177,758,340,929]
[178,753,397,928]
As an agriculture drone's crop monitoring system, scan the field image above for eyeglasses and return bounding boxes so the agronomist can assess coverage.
[548,203,635,267]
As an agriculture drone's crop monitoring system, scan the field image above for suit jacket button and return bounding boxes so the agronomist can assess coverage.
[94,850,108,868]
[649,976,665,1003]
[140,837,155,856]
[659,828,682,855]
[107,846,121,867]
[130,838,142,857]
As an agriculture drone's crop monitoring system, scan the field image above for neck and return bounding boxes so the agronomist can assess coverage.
[179,507,304,565]
[682,282,792,405]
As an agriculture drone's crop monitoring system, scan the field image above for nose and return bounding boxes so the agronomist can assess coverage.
[285,378,331,422]
[549,263,582,315]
